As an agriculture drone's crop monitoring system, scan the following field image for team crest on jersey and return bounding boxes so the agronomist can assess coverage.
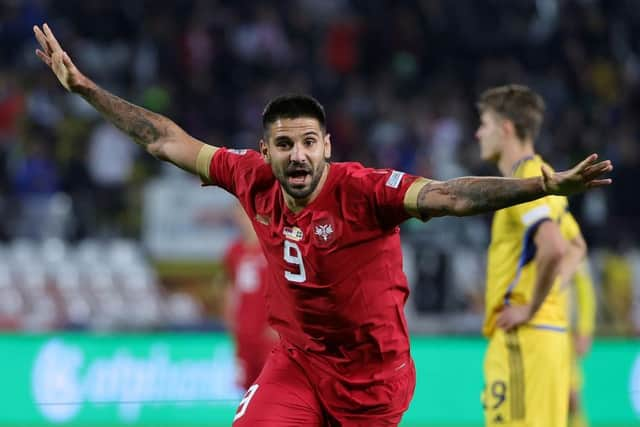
[315,224,333,241]
[311,215,338,248]
[283,226,304,241]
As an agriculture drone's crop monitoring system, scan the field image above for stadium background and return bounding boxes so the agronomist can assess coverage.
[0,0,639,426]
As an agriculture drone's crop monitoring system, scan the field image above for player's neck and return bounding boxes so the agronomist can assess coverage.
[283,163,330,213]
[498,140,535,177]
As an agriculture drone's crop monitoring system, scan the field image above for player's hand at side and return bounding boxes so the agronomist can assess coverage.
[542,153,613,196]
[496,304,532,331]
[33,23,85,92]
[574,334,592,357]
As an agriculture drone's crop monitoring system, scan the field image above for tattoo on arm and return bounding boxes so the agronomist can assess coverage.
[417,176,546,217]
[77,83,171,147]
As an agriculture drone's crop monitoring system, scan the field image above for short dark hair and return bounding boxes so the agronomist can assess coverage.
[477,84,545,142]
[262,94,326,134]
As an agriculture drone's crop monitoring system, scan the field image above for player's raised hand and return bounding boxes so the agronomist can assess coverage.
[33,23,84,92]
[541,153,613,196]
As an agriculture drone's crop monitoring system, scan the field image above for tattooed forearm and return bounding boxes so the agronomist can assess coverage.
[417,176,546,217]
[76,82,171,147]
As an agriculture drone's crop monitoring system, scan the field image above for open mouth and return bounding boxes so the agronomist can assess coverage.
[287,169,310,186]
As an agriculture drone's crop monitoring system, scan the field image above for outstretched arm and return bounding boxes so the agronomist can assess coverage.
[33,23,216,176]
[405,154,612,219]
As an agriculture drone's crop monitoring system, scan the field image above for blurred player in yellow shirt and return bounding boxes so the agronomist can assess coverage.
[568,259,596,427]
[476,85,587,427]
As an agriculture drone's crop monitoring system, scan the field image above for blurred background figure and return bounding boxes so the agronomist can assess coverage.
[599,237,635,335]
[568,259,597,427]
[222,204,277,390]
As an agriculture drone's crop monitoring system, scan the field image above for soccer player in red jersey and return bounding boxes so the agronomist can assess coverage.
[34,23,613,426]
[223,204,277,390]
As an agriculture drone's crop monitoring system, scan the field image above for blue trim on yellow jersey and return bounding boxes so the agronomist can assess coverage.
[503,217,552,306]
[528,324,567,332]
[510,155,536,176]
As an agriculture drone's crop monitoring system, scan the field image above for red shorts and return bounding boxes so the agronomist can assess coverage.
[232,343,415,427]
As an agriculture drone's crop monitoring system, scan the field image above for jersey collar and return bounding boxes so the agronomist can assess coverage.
[510,155,536,176]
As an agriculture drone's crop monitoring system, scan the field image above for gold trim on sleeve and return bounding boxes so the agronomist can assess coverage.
[196,145,217,183]
[404,177,431,218]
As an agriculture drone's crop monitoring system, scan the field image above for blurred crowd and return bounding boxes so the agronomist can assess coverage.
[0,0,638,334]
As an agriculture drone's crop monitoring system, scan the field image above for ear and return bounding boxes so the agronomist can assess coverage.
[259,138,270,163]
[323,133,332,160]
[502,119,516,138]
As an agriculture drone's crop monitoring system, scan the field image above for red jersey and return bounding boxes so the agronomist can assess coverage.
[224,240,270,343]
[210,148,419,383]
[223,240,274,388]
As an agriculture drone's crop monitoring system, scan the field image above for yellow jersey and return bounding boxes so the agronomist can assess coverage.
[483,155,581,337]
[560,208,596,335]
[567,252,596,336]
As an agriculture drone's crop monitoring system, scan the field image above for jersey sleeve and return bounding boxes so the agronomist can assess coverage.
[509,196,554,229]
[509,161,556,229]
[207,148,266,199]
[349,167,422,229]
[559,209,581,241]
[506,162,557,265]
